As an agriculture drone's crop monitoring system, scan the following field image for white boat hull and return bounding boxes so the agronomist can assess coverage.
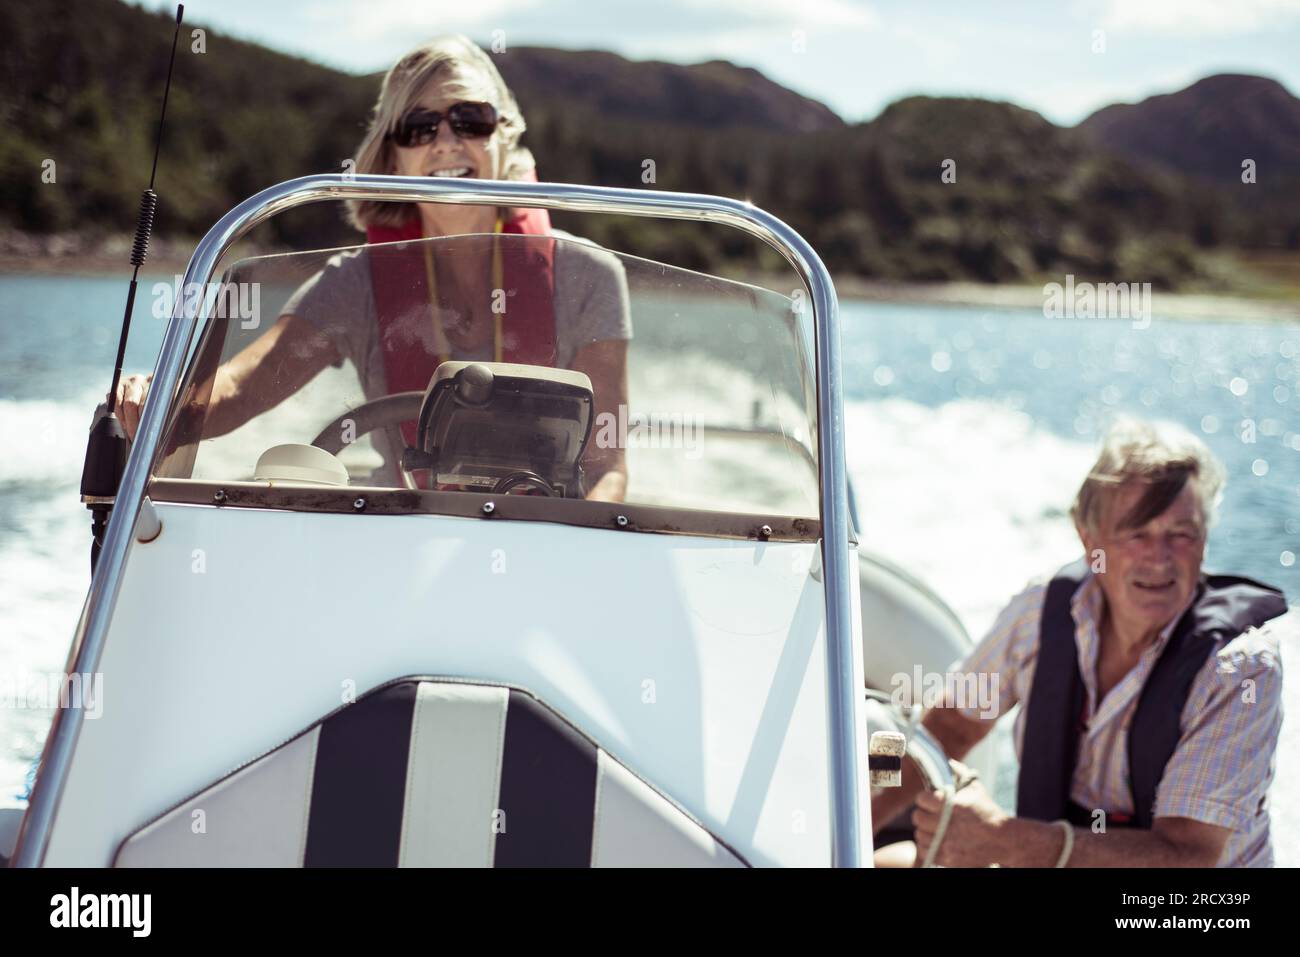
[45,500,864,867]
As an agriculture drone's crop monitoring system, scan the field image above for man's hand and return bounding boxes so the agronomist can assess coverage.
[913,786,1230,867]
[912,780,1010,867]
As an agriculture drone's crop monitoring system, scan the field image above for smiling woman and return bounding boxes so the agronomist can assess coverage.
[115,34,634,502]
[347,34,541,236]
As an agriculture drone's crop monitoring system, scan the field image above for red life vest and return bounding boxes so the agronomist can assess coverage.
[363,192,557,450]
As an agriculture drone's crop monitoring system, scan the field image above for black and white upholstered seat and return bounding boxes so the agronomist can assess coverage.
[114,678,748,868]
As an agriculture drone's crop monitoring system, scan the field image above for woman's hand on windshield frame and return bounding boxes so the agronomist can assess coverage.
[112,313,341,443]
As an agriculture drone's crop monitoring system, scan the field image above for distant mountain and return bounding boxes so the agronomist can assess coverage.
[492,47,844,134]
[803,95,1235,284]
[0,0,841,248]
[1079,74,1300,185]
[0,0,1292,287]
[1078,74,1300,247]
[0,0,377,240]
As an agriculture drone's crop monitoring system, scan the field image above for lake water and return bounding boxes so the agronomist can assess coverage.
[1,272,1296,863]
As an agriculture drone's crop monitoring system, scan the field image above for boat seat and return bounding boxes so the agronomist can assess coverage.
[114,677,748,867]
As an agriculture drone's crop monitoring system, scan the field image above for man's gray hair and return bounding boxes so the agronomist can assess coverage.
[1071,416,1226,536]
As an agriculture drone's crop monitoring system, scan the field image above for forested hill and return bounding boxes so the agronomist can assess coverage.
[2,0,1294,288]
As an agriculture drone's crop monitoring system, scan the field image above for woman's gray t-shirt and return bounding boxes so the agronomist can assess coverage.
[281,229,632,400]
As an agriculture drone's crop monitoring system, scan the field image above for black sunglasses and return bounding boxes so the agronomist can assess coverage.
[389,101,500,148]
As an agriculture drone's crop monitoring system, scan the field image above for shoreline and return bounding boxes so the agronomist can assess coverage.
[830,276,1300,323]
[4,234,1298,324]
[0,231,275,279]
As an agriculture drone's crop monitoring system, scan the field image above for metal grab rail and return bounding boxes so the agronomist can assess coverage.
[14,174,865,867]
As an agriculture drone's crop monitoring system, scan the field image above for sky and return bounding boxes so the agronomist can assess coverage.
[133,0,1300,125]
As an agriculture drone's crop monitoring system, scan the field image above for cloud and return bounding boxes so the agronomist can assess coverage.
[1100,0,1300,35]
[294,0,877,70]
[298,0,538,47]
[886,23,960,70]
[692,0,878,30]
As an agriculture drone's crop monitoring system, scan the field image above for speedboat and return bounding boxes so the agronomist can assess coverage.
[6,174,995,867]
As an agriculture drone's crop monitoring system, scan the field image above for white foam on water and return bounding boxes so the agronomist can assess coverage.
[847,395,1093,635]
[0,490,93,803]
[0,392,104,486]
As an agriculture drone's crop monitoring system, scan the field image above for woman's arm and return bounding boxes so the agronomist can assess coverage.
[116,313,341,441]
[570,338,628,503]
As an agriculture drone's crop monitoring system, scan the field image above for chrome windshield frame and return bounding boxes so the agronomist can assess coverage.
[15,175,866,868]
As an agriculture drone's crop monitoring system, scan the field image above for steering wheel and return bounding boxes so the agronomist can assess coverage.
[493,470,558,496]
[311,392,424,456]
[310,392,422,489]
[313,392,579,497]
[864,689,956,793]
[311,394,565,496]
[865,689,984,866]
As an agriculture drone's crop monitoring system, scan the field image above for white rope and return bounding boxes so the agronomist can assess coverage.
[1054,819,1075,868]
[921,785,956,868]
[920,762,980,868]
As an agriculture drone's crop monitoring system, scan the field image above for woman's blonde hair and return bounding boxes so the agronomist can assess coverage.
[347,34,536,231]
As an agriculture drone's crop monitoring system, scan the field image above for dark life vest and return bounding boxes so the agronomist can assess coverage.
[1016,558,1286,829]
[364,202,557,449]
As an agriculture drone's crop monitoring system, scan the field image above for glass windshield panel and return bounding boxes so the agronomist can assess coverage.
[155,233,818,518]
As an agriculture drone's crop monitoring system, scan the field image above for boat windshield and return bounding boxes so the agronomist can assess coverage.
[153,231,819,522]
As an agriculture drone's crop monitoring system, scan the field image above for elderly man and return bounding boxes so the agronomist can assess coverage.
[873,417,1289,867]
